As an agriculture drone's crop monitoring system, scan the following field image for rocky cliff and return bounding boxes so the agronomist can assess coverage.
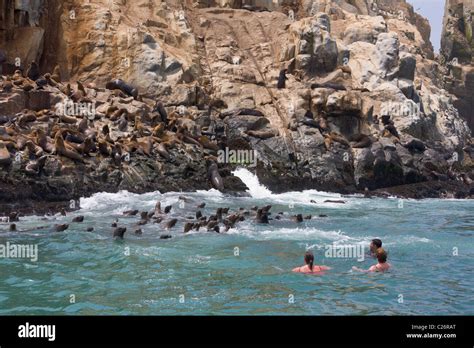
[441,0,474,133]
[0,0,473,213]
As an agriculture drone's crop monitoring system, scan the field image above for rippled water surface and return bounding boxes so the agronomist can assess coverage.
[0,169,473,315]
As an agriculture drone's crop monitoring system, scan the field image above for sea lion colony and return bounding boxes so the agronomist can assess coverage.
[0,64,238,190]
[0,62,403,190]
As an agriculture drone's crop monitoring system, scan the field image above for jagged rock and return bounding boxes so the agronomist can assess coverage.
[290,13,338,74]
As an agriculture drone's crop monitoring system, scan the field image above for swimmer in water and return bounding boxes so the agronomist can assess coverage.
[369,238,382,257]
[292,251,331,274]
[353,248,391,273]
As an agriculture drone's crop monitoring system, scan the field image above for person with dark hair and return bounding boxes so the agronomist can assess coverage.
[368,248,391,272]
[292,251,331,274]
[353,248,391,273]
[369,238,382,257]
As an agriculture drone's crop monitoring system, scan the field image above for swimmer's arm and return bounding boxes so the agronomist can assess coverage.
[320,266,331,271]
[351,266,369,273]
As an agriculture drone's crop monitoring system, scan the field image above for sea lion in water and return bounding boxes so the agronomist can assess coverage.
[207,159,224,191]
[277,69,288,89]
[55,224,69,232]
[154,202,162,215]
[164,205,172,214]
[72,216,84,223]
[324,200,346,204]
[293,214,303,223]
[113,227,127,239]
[165,218,178,229]
[184,222,194,233]
[256,209,269,223]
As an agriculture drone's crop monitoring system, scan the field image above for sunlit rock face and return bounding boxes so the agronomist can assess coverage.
[441,0,474,133]
[0,0,472,198]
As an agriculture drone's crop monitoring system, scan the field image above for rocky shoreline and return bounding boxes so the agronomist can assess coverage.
[1,0,474,217]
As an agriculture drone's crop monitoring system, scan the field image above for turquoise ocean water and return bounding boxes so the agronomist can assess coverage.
[0,169,473,315]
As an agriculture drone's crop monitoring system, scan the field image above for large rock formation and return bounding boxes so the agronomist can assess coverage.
[441,0,474,134]
[0,0,473,211]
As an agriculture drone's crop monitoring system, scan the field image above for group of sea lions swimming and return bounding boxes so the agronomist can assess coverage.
[3,197,332,239]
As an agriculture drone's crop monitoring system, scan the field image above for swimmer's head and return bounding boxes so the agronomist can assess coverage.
[370,239,382,253]
[376,248,387,263]
[304,251,314,271]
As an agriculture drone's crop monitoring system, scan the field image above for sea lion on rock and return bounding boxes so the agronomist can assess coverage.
[0,141,12,165]
[25,155,48,175]
[54,133,84,162]
[156,142,171,160]
[34,129,55,153]
[154,102,168,125]
[328,132,350,147]
[277,69,288,89]
[384,124,400,139]
[403,138,425,152]
[26,61,40,81]
[106,79,139,99]
[310,82,346,91]
[246,129,276,139]
[350,134,372,148]
[207,159,224,191]
[52,65,61,82]
[44,73,58,87]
